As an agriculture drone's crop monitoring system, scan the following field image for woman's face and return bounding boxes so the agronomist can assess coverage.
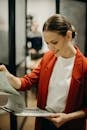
[43,31,68,56]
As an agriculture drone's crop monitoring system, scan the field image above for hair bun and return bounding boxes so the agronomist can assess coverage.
[71,25,76,38]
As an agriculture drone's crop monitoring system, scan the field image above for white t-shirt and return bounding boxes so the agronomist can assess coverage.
[45,56,75,113]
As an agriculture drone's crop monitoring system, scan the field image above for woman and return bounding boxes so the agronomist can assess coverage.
[0,14,87,130]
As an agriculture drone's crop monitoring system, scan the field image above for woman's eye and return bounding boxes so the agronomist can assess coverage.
[52,41,58,44]
[46,41,58,45]
[46,42,49,45]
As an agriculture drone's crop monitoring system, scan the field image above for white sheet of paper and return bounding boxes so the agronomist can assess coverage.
[0,71,19,95]
[15,108,54,117]
[0,92,54,117]
[0,72,54,117]
[0,92,25,112]
[0,71,26,113]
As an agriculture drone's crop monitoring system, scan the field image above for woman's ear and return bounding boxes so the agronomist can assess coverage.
[66,30,72,40]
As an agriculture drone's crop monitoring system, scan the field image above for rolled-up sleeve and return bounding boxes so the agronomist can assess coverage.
[83,74,87,118]
[19,61,42,91]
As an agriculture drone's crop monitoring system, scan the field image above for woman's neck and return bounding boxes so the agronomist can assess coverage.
[57,44,76,58]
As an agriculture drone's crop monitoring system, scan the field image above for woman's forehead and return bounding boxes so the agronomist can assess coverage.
[43,31,62,42]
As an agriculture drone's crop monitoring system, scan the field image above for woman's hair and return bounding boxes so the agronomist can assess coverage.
[43,14,76,39]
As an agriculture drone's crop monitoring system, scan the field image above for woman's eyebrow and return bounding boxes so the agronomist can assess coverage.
[47,40,57,43]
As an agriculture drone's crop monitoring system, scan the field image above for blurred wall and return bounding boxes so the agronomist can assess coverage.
[27,0,56,32]
[27,0,56,52]
[60,0,86,54]
[16,0,26,65]
[0,0,9,65]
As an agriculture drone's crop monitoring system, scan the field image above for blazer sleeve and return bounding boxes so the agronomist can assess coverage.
[83,73,87,118]
[19,59,42,91]
[83,58,87,118]
[19,51,54,91]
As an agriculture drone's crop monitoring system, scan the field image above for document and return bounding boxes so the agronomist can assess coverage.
[0,71,19,95]
[0,72,54,117]
[0,92,26,113]
[0,71,27,112]
[15,107,54,117]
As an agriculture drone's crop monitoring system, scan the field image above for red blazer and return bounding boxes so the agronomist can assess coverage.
[20,47,87,130]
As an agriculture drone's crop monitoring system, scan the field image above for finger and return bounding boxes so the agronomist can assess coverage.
[48,113,60,118]
[49,117,58,122]
[0,65,6,71]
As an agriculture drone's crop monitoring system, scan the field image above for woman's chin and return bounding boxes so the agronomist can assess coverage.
[51,50,60,56]
[54,50,60,56]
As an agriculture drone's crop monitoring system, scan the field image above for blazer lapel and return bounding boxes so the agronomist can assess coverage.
[64,48,84,113]
[37,54,57,108]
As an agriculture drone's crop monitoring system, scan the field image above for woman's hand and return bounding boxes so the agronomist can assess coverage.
[0,64,10,76]
[46,113,68,128]
[0,64,9,73]
[0,64,21,89]
[45,110,86,128]
[0,64,7,71]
